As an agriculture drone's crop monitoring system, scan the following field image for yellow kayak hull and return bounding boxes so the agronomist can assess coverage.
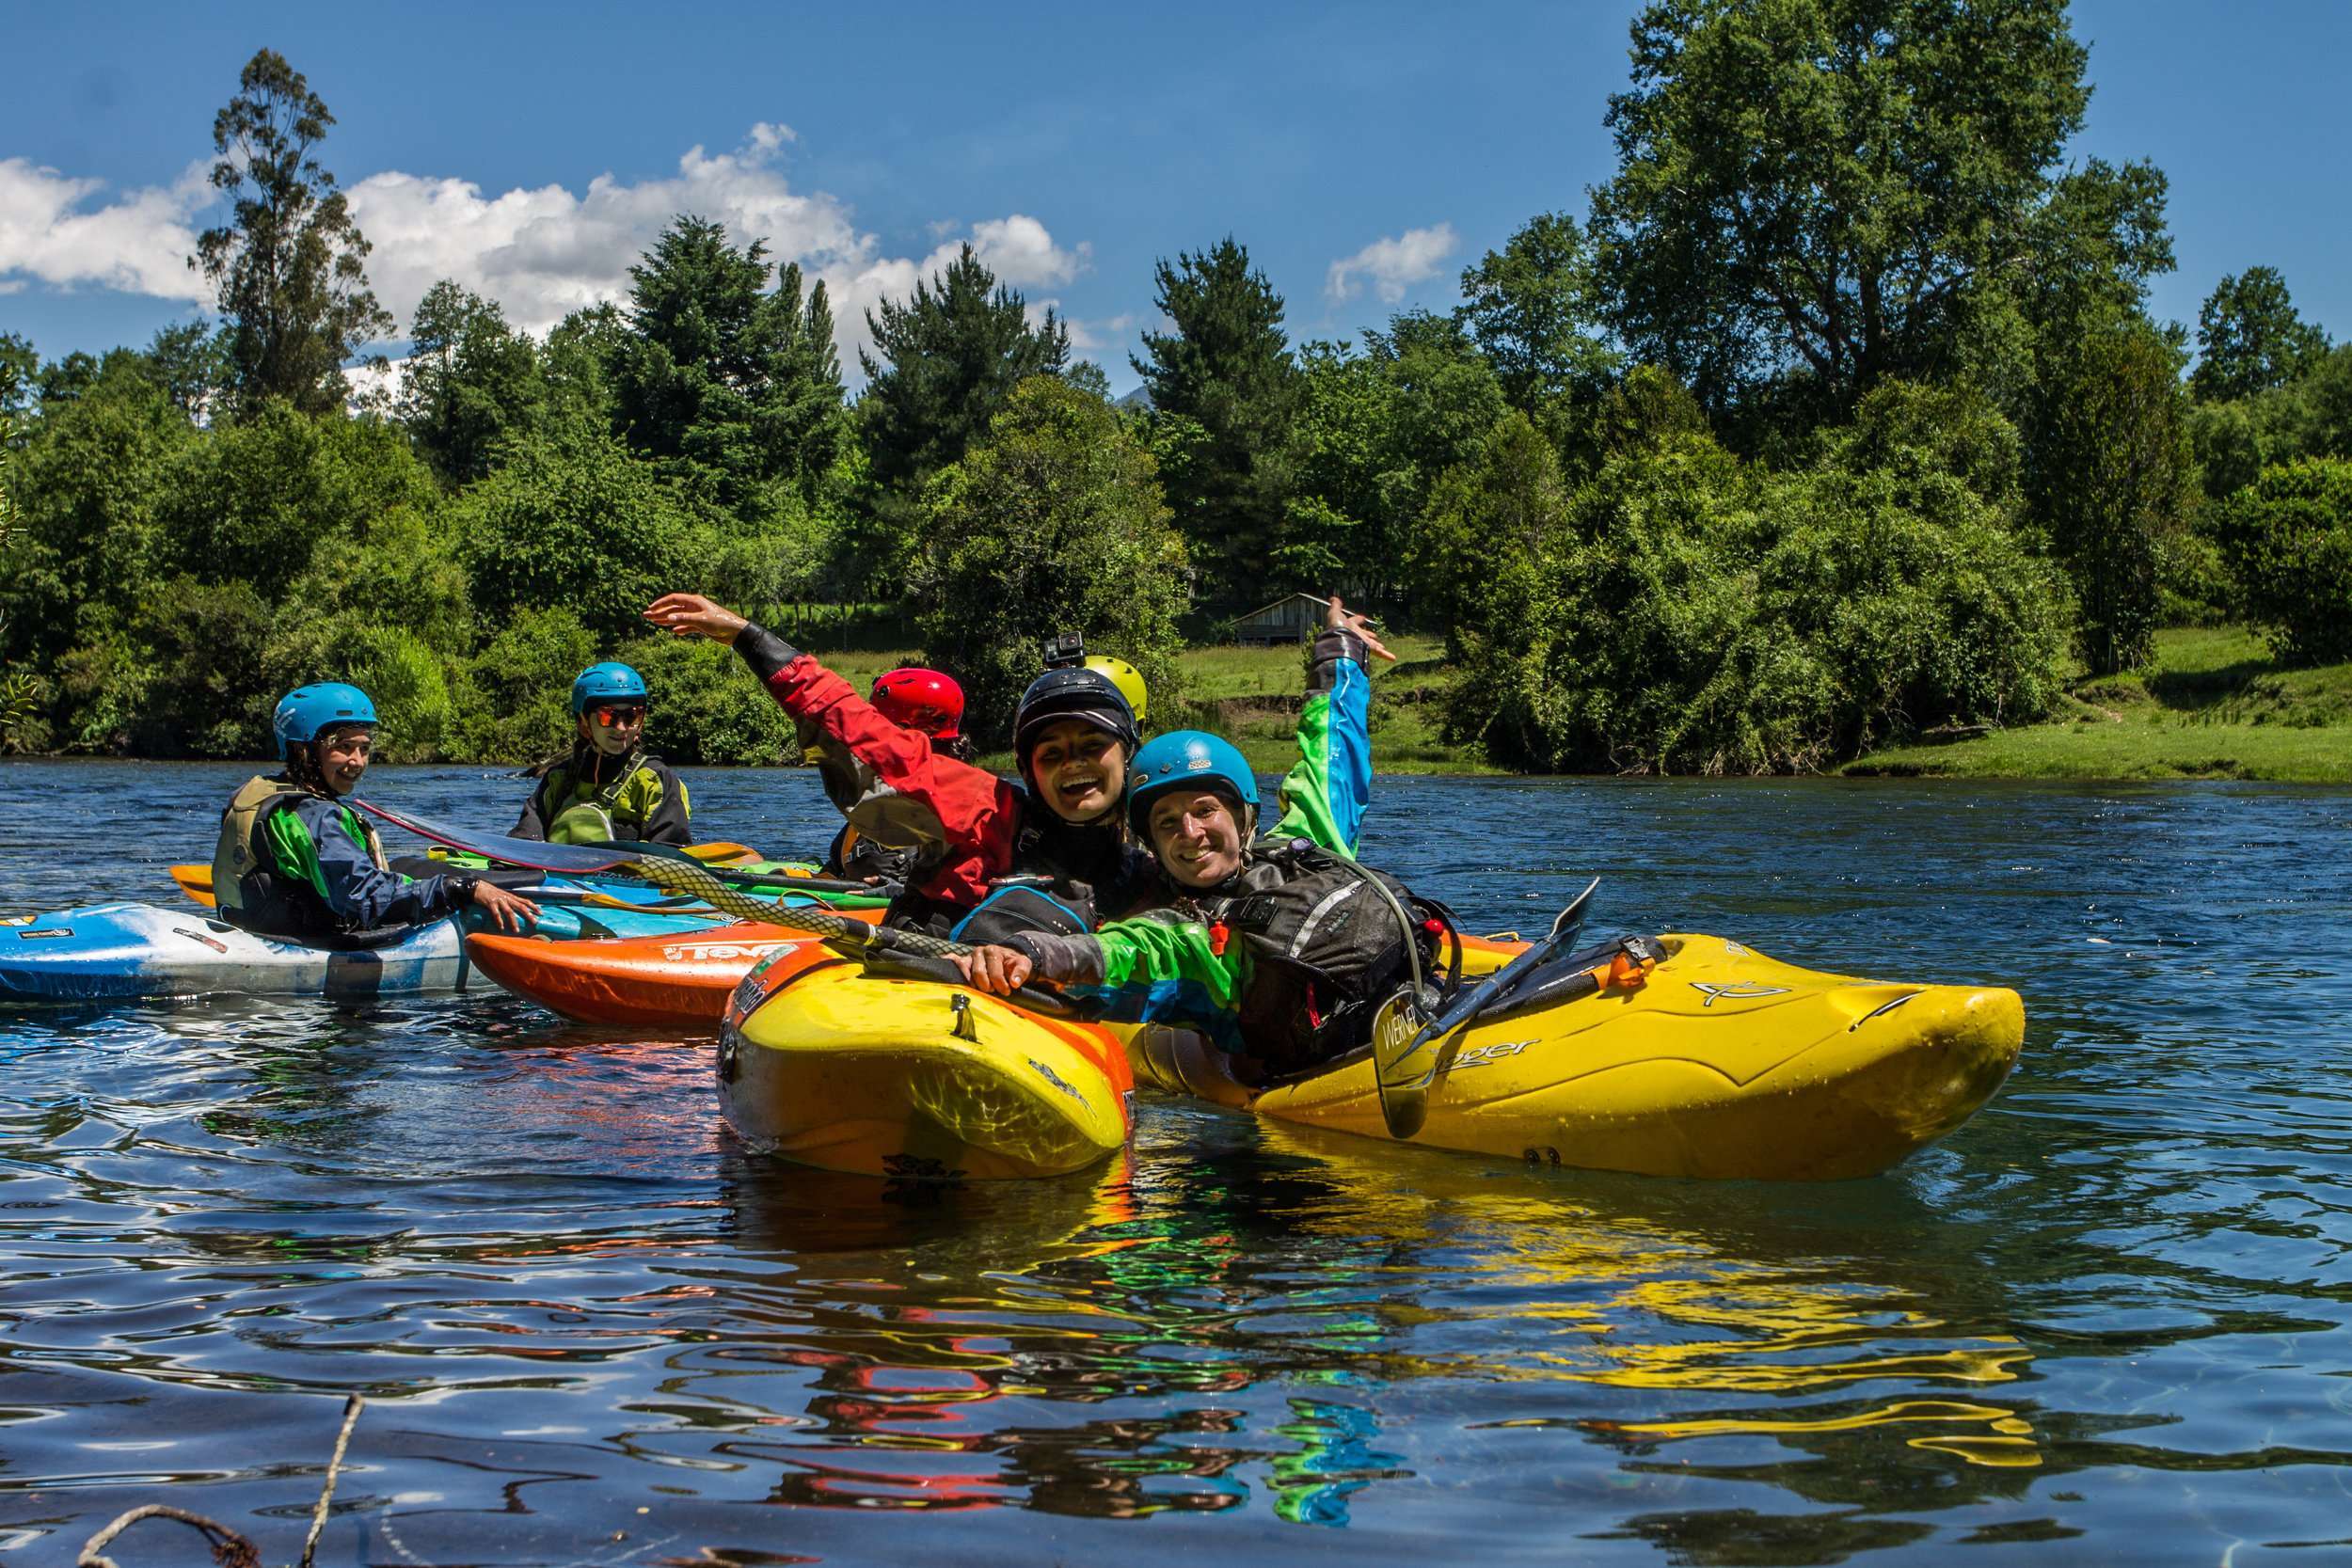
[723,958,1136,1181]
[1127,934,2022,1181]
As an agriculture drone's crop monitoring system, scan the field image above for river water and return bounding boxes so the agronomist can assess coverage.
[2,759,2349,1565]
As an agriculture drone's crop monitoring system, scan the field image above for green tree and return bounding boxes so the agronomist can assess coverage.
[610,216,844,505]
[913,376,1188,743]
[1590,0,2168,419]
[2190,267,2330,403]
[1455,212,1618,434]
[1132,237,1299,603]
[1446,411,2067,773]
[401,281,545,484]
[0,334,38,419]
[156,402,437,599]
[860,244,1070,496]
[448,425,694,640]
[1410,409,1573,655]
[2213,459,2352,666]
[194,48,393,416]
[145,322,233,420]
[2029,320,2191,673]
[1285,313,1505,602]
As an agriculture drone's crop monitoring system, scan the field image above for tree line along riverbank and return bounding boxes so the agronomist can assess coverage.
[5,13,2351,782]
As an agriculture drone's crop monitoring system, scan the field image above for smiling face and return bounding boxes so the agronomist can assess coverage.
[313,726,375,796]
[1146,788,1248,888]
[1026,719,1128,825]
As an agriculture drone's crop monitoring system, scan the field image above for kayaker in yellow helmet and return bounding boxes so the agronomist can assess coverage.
[954,598,1426,1078]
[214,684,541,944]
[512,661,692,847]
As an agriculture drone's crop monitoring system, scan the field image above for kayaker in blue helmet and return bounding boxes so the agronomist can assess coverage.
[512,661,692,847]
[952,599,1439,1077]
[213,684,540,944]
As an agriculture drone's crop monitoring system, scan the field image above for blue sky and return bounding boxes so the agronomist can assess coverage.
[4,1,2344,393]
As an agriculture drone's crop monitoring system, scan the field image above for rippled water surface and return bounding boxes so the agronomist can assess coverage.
[4,758,2351,1565]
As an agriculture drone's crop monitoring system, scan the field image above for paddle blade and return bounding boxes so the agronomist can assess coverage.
[684,842,762,866]
[169,864,218,909]
[1372,990,1432,1141]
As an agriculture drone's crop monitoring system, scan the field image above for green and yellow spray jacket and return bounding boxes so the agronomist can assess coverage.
[212,774,469,943]
[1005,629,1434,1068]
[512,746,691,847]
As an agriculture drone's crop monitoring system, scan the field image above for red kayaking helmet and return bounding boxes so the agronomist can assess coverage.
[871,667,965,740]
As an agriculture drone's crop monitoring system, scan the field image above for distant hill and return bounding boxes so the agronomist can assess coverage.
[1116,385,1153,411]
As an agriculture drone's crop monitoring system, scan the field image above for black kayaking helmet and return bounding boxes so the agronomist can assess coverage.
[1013,667,1140,766]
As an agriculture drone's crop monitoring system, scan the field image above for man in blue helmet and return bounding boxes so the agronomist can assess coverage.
[952,600,1437,1076]
[213,684,541,944]
[512,661,692,846]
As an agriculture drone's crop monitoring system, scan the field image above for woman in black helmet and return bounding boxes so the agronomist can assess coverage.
[644,593,1154,938]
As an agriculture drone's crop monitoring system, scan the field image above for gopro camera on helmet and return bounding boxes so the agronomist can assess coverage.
[1040,631,1087,670]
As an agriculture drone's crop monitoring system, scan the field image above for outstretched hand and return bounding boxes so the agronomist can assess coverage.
[1327,594,1395,661]
[949,944,1036,997]
[644,594,748,645]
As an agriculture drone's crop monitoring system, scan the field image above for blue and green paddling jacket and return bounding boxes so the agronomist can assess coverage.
[212,775,469,943]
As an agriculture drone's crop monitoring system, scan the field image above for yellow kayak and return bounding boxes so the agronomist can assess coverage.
[1126,933,2022,1181]
[723,951,1136,1182]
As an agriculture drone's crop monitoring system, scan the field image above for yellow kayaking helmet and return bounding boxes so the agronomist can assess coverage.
[1083,655,1148,726]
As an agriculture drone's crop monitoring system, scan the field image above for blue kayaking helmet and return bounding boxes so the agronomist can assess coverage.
[571,661,649,716]
[1126,730,1259,839]
[273,683,378,760]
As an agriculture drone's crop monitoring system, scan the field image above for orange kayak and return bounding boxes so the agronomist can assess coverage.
[468,911,882,1030]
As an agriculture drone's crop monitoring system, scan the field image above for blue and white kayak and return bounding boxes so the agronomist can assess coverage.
[0,898,723,1004]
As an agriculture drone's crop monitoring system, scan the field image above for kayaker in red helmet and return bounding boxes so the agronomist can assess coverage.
[815,666,978,881]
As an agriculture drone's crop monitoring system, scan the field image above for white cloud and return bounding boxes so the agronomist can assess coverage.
[1325,222,1459,306]
[2,128,1092,383]
[0,157,212,301]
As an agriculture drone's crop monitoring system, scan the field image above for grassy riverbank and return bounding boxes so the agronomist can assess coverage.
[1846,627,2352,783]
[963,626,2350,783]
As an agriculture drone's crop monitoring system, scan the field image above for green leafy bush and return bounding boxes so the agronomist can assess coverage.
[449,606,598,764]
[1447,417,2071,773]
[632,633,792,766]
[2213,458,2352,665]
[447,424,692,640]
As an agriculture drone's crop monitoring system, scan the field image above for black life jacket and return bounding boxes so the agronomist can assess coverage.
[1190,838,1454,1075]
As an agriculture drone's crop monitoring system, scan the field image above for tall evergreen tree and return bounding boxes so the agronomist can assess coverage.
[2190,267,2331,404]
[193,49,393,417]
[610,216,844,505]
[859,244,1069,496]
[1131,237,1298,604]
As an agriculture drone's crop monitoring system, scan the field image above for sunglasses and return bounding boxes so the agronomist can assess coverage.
[591,705,647,727]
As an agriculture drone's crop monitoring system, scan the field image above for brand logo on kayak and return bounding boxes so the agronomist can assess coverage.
[13,927,72,940]
[1027,1057,1089,1107]
[172,927,230,954]
[1452,1037,1536,1070]
[661,942,786,963]
[1690,981,1789,1006]
[1,913,37,927]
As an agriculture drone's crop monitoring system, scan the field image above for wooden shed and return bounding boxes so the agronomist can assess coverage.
[1224,592,1375,646]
